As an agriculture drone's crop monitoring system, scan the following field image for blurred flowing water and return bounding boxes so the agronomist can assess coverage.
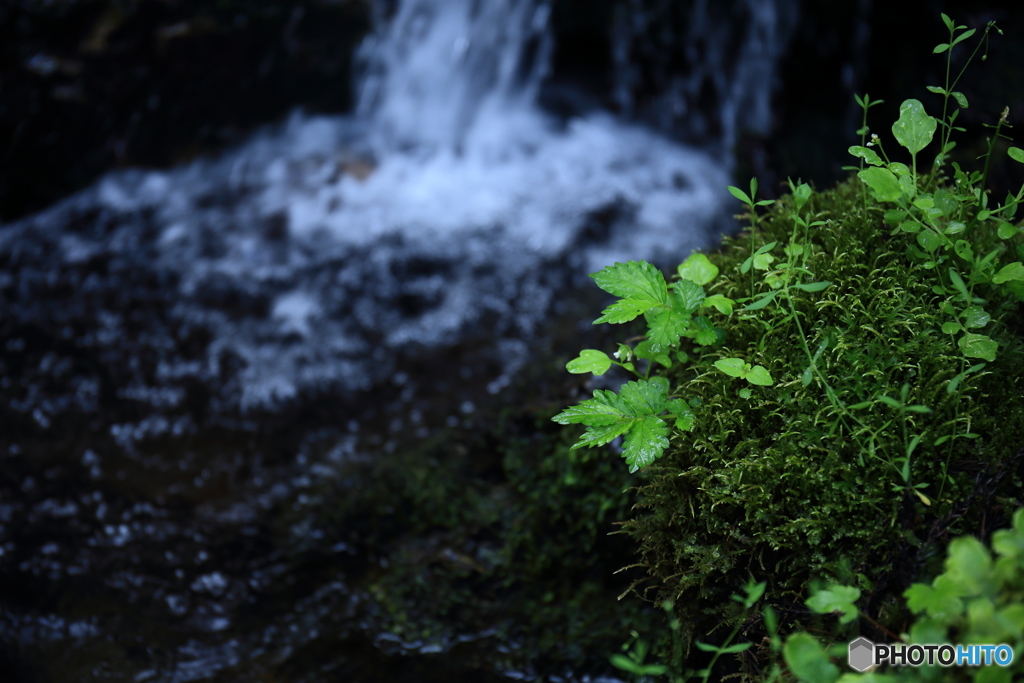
[0,0,791,680]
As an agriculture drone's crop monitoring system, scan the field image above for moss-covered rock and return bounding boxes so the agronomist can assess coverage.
[621,176,1024,670]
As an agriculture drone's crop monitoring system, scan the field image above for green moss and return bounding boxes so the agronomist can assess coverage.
[622,177,1024,661]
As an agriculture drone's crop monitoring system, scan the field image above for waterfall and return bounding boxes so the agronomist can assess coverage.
[2,0,730,413]
[356,0,553,154]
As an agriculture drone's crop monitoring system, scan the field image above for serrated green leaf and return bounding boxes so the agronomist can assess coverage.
[666,399,695,432]
[807,585,861,624]
[552,389,630,426]
[858,167,902,202]
[573,420,635,449]
[618,379,668,416]
[594,298,658,324]
[993,262,1024,284]
[959,333,998,362]
[622,415,669,472]
[647,308,690,350]
[688,316,719,346]
[566,349,612,375]
[893,99,936,155]
[677,252,719,286]
[591,261,668,304]
[848,146,883,166]
[671,278,706,315]
[745,365,774,386]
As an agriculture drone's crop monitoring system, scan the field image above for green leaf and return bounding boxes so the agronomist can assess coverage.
[948,268,970,299]
[647,308,691,350]
[619,378,669,416]
[905,577,964,620]
[940,13,953,31]
[959,333,998,362]
[858,167,902,202]
[806,585,861,624]
[739,387,752,399]
[917,230,943,253]
[933,43,949,54]
[677,253,719,286]
[892,99,937,155]
[848,146,883,166]
[715,358,747,378]
[702,294,735,315]
[594,298,656,324]
[666,399,696,432]
[552,389,629,426]
[791,281,832,293]
[951,91,969,108]
[622,415,669,473]
[941,322,962,334]
[727,185,753,205]
[998,222,1018,239]
[745,291,778,311]
[745,365,774,386]
[950,28,977,48]
[945,220,966,235]
[962,306,991,328]
[671,278,707,315]
[926,85,947,95]
[566,349,612,375]
[719,642,753,654]
[954,239,974,262]
[688,316,720,346]
[1008,147,1024,164]
[783,633,839,683]
[888,162,912,177]
[992,262,1024,284]
[634,341,672,369]
[591,260,668,305]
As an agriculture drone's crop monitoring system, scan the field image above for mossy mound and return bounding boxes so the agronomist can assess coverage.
[623,176,1024,665]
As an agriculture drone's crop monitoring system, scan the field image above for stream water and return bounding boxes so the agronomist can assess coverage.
[0,0,794,680]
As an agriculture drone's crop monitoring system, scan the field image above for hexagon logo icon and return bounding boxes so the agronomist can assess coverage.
[848,637,875,672]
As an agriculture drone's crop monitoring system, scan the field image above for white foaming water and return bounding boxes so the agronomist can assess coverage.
[4,0,735,411]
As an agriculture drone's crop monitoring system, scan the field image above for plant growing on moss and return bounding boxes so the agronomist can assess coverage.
[765,504,1024,683]
[558,12,1024,681]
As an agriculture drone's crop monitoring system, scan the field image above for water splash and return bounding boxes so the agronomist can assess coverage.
[3,0,729,412]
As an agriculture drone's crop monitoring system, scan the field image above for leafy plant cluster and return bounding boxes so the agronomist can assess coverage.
[777,504,1024,683]
[613,505,1024,683]
[553,12,1024,680]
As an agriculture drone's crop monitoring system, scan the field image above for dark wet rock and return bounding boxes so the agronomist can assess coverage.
[0,0,373,222]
